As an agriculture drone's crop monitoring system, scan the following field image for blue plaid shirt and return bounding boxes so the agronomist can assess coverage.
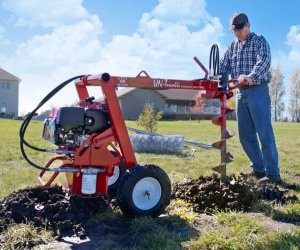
[219,32,271,84]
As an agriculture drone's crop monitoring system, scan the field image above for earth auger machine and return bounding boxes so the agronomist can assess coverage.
[19,44,244,217]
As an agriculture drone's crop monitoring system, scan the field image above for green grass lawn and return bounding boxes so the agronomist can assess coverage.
[2,118,299,198]
[0,118,300,249]
[127,119,300,184]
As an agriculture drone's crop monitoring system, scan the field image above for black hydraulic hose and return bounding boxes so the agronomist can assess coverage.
[209,44,219,77]
[19,75,85,171]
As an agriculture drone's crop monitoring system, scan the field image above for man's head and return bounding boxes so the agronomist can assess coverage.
[230,12,250,41]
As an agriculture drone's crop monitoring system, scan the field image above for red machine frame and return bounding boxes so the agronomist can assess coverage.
[38,62,239,196]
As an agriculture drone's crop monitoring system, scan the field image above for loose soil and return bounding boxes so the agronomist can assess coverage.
[0,174,299,249]
[0,185,110,238]
[172,174,298,213]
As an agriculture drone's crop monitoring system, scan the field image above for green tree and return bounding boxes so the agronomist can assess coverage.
[137,105,162,133]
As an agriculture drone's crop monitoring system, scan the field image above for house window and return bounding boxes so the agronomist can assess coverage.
[1,81,10,90]
[1,103,6,113]
[164,103,178,114]
[169,104,177,113]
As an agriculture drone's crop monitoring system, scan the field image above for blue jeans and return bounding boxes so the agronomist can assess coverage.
[236,83,280,176]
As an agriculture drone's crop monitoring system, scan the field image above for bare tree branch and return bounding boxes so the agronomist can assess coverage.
[289,68,300,122]
[269,65,285,121]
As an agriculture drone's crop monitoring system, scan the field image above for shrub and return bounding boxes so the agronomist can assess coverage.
[137,105,162,133]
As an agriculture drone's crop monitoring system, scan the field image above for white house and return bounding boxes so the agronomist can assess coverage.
[0,68,21,118]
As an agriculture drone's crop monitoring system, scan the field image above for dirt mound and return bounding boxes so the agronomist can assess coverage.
[0,185,111,238]
[255,183,298,203]
[0,174,298,249]
[172,174,298,213]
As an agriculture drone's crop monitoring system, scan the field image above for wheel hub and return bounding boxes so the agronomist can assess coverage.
[132,177,161,210]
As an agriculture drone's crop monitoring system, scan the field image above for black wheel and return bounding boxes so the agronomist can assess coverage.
[116,164,171,217]
[107,151,126,193]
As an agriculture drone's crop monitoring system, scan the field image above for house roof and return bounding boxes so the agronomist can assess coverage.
[157,89,202,100]
[116,87,136,97]
[0,68,21,82]
[35,110,51,121]
[116,87,202,101]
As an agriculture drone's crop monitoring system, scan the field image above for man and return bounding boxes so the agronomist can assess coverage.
[219,12,281,183]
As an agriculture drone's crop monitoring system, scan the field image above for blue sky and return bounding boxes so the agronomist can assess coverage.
[0,0,299,114]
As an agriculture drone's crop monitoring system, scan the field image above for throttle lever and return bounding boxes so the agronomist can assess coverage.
[193,56,208,79]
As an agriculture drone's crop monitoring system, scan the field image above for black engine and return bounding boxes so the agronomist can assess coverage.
[43,106,111,146]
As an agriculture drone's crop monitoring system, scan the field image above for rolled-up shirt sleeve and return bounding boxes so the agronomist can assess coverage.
[219,45,231,74]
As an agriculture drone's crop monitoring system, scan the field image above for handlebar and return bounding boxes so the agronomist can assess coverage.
[38,156,75,187]
[228,79,245,90]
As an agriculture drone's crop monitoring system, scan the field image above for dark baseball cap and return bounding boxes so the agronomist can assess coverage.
[230,12,248,30]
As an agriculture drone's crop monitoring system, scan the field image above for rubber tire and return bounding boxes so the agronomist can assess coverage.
[107,151,126,193]
[116,164,171,217]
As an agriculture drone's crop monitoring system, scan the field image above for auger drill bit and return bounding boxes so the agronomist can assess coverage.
[212,92,235,182]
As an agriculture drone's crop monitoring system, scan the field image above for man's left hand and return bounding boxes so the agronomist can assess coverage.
[238,75,253,84]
